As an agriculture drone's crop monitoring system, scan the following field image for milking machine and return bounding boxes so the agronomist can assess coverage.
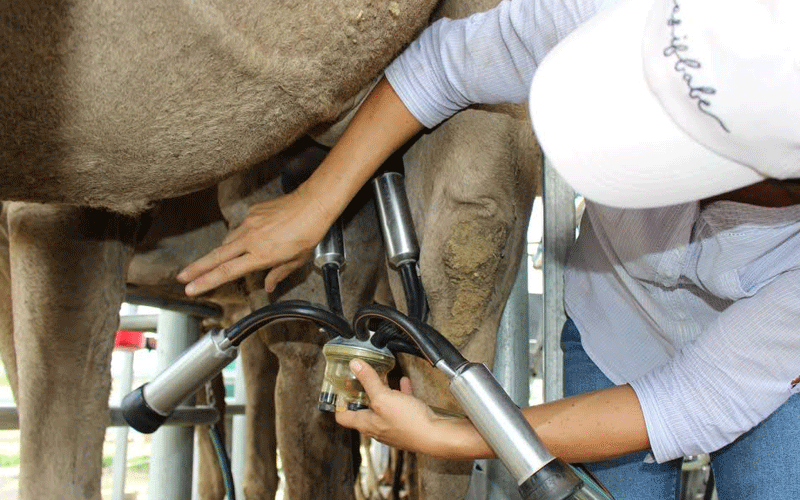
[121,171,613,500]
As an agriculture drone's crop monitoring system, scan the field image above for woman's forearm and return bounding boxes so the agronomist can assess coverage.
[527,384,650,463]
[299,77,424,228]
[435,384,650,464]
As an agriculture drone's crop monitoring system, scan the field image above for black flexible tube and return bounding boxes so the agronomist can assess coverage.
[370,262,428,350]
[383,339,423,358]
[370,322,422,358]
[321,263,345,318]
[124,292,224,320]
[209,425,236,500]
[225,300,355,345]
[398,262,428,322]
[354,304,466,371]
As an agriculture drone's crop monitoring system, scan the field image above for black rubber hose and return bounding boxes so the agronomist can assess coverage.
[371,321,398,346]
[384,339,424,358]
[321,263,345,318]
[370,262,427,350]
[354,304,466,370]
[703,467,716,500]
[124,292,224,320]
[209,425,236,500]
[370,322,423,358]
[398,262,428,322]
[225,300,355,345]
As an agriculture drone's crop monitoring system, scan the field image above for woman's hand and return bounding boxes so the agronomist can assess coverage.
[177,185,331,296]
[335,359,441,454]
[335,359,486,460]
[178,77,424,297]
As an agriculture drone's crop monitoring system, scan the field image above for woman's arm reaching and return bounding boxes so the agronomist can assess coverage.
[335,358,650,464]
[178,78,423,296]
[179,0,607,295]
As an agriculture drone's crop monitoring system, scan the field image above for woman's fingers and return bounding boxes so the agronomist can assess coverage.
[334,404,375,430]
[182,252,268,296]
[177,191,330,296]
[399,376,413,395]
[177,240,248,284]
[263,254,311,293]
[221,219,250,245]
[349,359,388,399]
[335,360,442,454]
[334,361,389,438]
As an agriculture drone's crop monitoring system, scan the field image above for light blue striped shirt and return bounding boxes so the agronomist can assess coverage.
[384,0,800,462]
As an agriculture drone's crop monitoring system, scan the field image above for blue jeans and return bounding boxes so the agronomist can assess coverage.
[561,318,800,500]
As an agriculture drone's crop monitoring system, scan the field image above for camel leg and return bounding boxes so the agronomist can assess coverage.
[398,107,537,499]
[7,202,136,500]
[267,190,381,500]
[239,333,280,500]
[214,137,383,500]
[195,373,229,500]
[0,205,17,400]
[270,328,359,500]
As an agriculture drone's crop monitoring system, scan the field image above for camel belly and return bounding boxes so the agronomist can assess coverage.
[0,0,437,213]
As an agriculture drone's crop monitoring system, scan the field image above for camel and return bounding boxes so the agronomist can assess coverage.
[0,0,538,498]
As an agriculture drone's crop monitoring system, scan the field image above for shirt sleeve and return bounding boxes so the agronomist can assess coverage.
[384,0,609,128]
[630,269,800,462]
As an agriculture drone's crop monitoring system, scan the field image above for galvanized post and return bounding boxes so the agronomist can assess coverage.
[484,251,531,500]
[467,247,531,500]
[111,349,135,500]
[148,310,200,500]
[542,159,575,403]
[111,303,139,500]
[231,359,247,500]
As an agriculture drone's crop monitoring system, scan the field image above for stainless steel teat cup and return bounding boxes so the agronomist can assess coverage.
[319,336,396,412]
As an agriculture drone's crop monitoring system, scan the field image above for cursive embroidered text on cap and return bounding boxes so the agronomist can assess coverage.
[663,0,729,132]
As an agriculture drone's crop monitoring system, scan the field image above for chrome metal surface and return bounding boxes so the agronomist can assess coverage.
[314,219,346,268]
[144,330,238,415]
[118,314,159,332]
[485,253,530,500]
[450,363,554,483]
[372,172,420,267]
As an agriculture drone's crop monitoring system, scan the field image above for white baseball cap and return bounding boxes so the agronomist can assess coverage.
[529,0,800,208]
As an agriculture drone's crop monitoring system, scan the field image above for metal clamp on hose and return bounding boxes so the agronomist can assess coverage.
[371,171,428,333]
[314,219,346,318]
